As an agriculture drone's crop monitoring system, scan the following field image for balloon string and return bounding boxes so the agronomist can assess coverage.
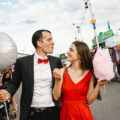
[104,84,106,93]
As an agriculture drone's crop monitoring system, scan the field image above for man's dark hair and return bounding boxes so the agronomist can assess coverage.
[32,29,51,48]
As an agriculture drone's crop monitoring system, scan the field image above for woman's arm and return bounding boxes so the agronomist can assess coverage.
[87,75,108,104]
[11,95,17,113]
[53,68,65,101]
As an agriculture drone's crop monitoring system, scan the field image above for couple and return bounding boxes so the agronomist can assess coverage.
[0,29,107,120]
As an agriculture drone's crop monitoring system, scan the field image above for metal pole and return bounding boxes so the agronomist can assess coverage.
[4,102,9,120]
[88,0,99,48]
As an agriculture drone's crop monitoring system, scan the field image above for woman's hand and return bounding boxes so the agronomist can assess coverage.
[53,68,63,101]
[53,68,62,81]
[97,80,108,86]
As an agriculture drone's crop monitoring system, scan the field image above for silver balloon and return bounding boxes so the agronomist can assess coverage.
[0,32,17,73]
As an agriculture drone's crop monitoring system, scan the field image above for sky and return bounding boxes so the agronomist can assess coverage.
[0,0,120,55]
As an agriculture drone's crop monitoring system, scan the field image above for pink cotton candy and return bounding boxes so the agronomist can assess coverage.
[93,48,114,81]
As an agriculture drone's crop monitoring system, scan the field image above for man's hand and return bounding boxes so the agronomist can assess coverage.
[0,90,11,103]
[53,68,62,81]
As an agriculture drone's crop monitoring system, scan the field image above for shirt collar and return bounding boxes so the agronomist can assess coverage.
[34,51,47,60]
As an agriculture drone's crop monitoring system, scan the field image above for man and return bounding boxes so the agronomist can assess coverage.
[0,29,62,120]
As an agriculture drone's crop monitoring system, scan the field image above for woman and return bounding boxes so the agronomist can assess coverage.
[2,69,17,118]
[53,41,108,120]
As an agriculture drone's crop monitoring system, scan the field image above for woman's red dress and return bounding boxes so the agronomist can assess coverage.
[60,69,94,120]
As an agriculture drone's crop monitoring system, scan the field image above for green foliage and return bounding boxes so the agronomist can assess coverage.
[60,53,67,60]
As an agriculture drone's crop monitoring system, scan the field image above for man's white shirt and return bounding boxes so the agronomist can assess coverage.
[31,52,55,107]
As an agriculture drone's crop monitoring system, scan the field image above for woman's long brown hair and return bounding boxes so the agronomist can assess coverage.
[72,41,102,100]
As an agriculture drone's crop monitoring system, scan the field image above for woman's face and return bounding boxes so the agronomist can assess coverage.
[67,44,80,62]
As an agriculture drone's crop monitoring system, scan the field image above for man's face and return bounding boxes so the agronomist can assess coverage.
[38,31,55,54]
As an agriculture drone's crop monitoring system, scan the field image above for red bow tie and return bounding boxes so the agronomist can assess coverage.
[38,58,48,64]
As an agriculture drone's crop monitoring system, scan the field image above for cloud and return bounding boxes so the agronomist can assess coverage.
[0,10,4,14]
[0,0,120,54]
[12,4,19,9]
[0,22,6,25]
[19,0,29,6]
[0,1,13,6]
[57,0,83,12]
[24,19,38,24]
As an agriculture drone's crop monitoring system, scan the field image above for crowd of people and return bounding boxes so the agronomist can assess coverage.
[0,29,113,120]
